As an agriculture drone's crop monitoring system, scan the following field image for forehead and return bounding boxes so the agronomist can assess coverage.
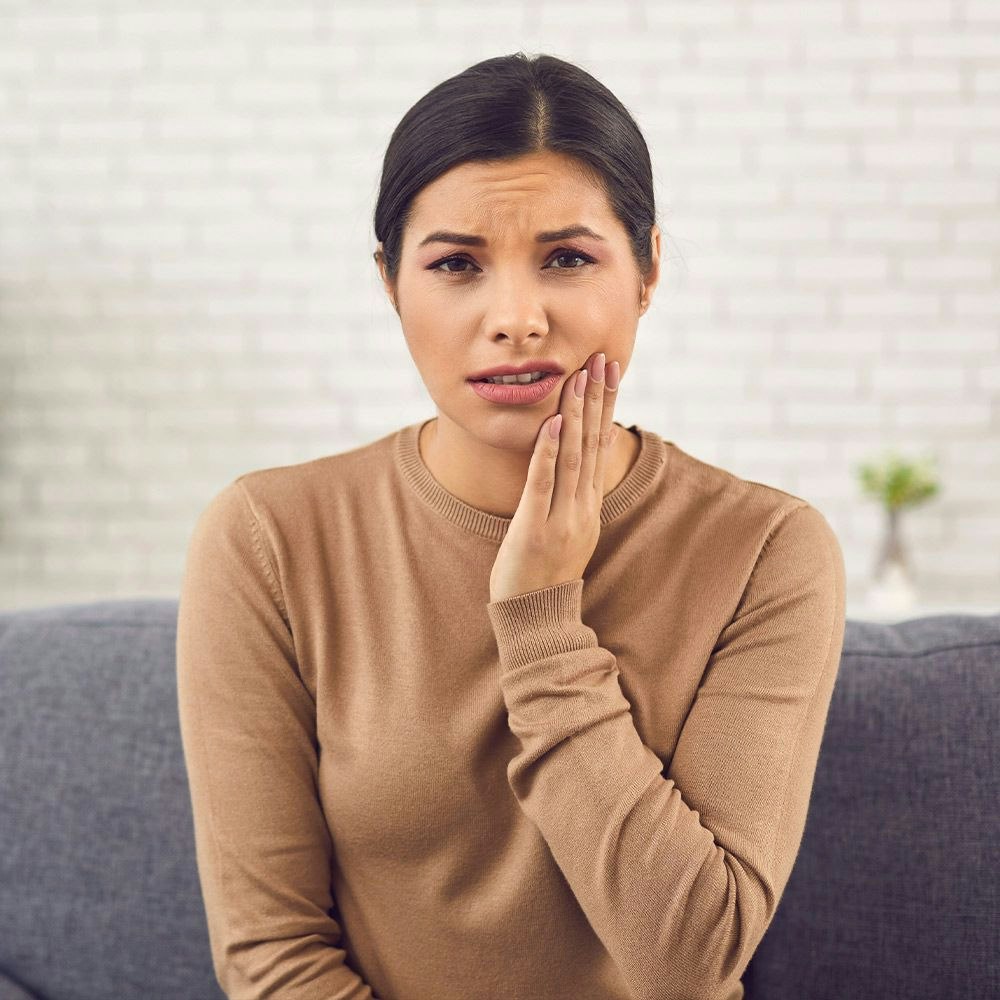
[407,152,613,231]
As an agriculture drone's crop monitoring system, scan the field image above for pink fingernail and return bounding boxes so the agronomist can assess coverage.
[574,370,588,397]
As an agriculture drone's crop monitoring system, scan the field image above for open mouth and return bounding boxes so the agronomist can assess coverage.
[472,371,555,385]
[467,372,562,404]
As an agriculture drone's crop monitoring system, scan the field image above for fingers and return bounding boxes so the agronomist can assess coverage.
[592,358,620,495]
[549,351,621,519]
[576,352,605,501]
[522,409,561,524]
[550,360,587,519]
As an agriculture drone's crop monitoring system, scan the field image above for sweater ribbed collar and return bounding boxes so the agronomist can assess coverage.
[395,418,668,543]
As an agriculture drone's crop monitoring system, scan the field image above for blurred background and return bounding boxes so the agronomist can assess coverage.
[2,0,998,619]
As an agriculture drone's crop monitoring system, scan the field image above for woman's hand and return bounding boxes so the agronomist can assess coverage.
[489,351,623,604]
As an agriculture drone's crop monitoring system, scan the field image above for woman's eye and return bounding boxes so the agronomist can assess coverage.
[437,257,474,273]
[548,251,592,269]
[430,250,594,275]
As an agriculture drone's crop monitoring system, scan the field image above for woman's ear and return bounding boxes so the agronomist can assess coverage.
[638,224,662,314]
[373,244,399,314]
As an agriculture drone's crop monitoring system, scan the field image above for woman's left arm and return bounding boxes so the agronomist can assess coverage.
[486,502,846,1000]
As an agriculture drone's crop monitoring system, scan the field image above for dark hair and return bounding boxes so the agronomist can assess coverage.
[373,51,658,295]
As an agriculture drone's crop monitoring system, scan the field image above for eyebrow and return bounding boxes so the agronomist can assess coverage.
[417,225,606,248]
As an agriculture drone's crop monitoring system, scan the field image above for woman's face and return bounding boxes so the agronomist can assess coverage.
[376,149,660,447]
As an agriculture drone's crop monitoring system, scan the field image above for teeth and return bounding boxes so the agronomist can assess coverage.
[483,371,550,385]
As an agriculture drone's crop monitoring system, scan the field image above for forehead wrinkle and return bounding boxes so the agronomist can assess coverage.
[469,170,559,194]
[457,165,593,211]
[459,186,598,243]
[474,201,539,241]
[408,161,616,254]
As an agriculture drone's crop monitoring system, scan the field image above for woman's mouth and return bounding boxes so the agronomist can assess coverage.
[467,372,562,405]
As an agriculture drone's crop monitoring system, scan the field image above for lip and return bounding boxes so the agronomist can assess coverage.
[468,372,563,406]
[466,359,565,381]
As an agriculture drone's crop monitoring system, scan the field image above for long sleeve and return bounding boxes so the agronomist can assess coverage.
[485,502,846,1000]
[176,479,379,1000]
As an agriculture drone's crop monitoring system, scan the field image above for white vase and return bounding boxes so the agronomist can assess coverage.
[866,506,919,612]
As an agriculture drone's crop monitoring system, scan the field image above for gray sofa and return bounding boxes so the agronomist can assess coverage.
[0,599,997,1000]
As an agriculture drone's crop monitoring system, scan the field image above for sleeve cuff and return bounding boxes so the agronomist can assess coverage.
[486,577,598,672]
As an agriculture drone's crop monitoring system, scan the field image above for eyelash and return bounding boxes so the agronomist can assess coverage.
[428,247,597,277]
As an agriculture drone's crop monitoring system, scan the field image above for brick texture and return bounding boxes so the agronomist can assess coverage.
[1,1,997,613]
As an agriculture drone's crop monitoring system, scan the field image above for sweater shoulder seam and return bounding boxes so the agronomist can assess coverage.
[233,478,289,624]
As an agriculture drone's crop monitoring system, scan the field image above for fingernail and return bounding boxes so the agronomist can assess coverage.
[606,361,620,391]
[574,370,588,397]
[592,353,605,382]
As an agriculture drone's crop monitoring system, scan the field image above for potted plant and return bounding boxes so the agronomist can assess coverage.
[855,449,941,612]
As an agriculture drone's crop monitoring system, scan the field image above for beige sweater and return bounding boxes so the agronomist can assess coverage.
[176,418,846,1000]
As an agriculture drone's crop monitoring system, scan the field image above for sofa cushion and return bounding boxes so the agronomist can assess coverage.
[743,611,1000,1000]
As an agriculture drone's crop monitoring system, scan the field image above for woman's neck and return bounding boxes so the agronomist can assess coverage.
[418,416,641,518]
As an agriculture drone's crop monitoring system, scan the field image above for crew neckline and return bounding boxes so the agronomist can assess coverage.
[395,419,668,543]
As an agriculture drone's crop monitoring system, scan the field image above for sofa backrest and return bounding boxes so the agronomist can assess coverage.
[0,600,226,1000]
[0,600,997,999]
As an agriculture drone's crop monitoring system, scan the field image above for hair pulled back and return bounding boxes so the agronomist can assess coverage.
[373,52,657,291]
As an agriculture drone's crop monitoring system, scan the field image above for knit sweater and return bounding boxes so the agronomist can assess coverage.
[175,417,846,1000]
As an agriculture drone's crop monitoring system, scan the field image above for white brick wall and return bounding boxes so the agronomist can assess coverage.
[1,0,998,615]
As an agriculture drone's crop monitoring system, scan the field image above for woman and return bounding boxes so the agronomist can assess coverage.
[176,52,846,1000]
